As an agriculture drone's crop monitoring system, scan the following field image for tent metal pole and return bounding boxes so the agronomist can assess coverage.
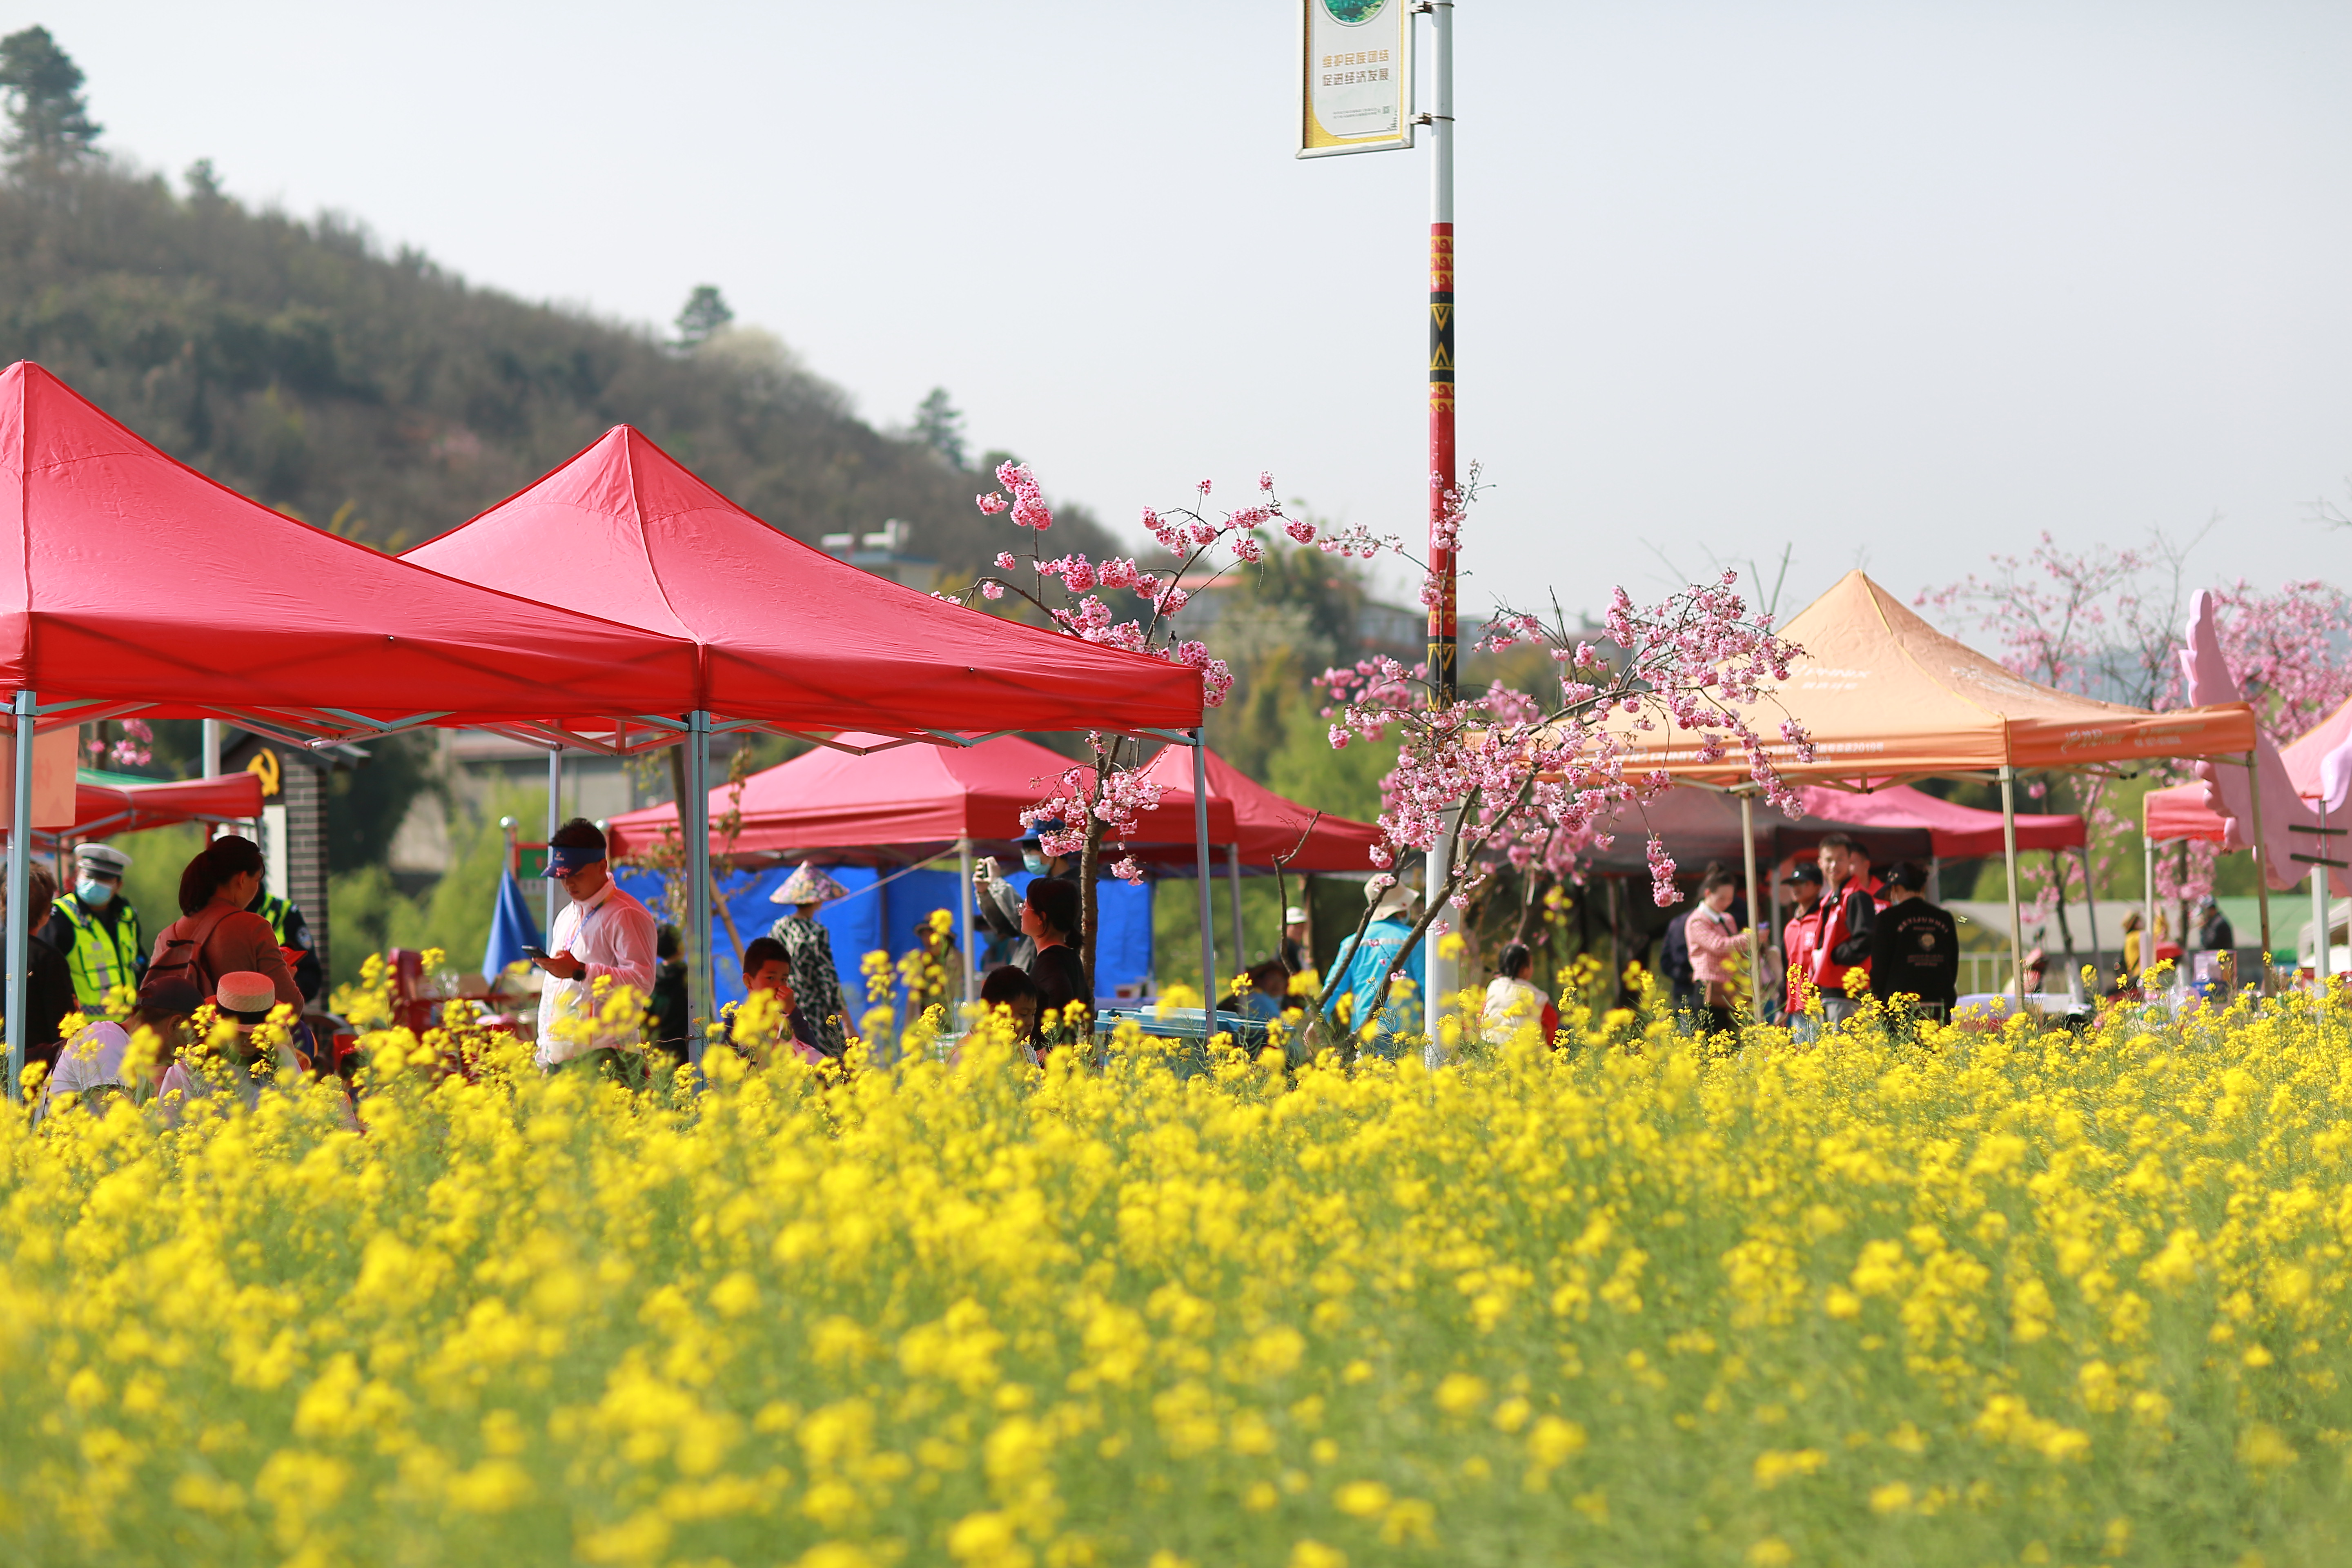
[2077,844,2103,994]
[2245,750,2272,994]
[2317,793,2334,984]
[201,718,221,779]
[1739,793,1763,1024]
[958,837,978,1008]
[1226,844,1245,973]
[2000,766,2025,1002]
[545,744,562,938]
[686,712,715,1061]
[1192,732,1217,1038]
[2143,835,2158,991]
[6,691,34,1099]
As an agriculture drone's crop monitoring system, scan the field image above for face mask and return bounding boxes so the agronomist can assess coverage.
[75,879,114,909]
[1021,851,1048,875]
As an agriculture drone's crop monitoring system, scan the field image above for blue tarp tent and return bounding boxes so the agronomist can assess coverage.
[615,864,1152,1021]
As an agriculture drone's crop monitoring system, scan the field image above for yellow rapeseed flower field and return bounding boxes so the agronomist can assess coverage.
[4,967,2352,1566]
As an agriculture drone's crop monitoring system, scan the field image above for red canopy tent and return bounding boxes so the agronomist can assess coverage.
[0,363,702,740]
[605,731,1237,861]
[65,773,266,842]
[403,426,1215,1025]
[401,426,1203,746]
[0,360,710,1083]
[1,772,268,850]
[1134,743,1386,875]
[1791,783,2083,859]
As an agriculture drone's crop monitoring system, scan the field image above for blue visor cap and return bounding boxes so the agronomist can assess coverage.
[1019,817,1065,848]
[545,842,606,878]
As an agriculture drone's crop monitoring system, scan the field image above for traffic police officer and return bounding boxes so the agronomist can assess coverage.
[42,842,144,1013]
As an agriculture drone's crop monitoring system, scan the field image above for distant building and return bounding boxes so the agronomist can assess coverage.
[819,519,939,592]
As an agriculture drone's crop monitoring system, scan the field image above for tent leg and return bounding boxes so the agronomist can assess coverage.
[1226,844,1245,973]
[958,836,978,1009]
[2246,750,2272,995]
[686,713,714,1063]
[202,718,221,779]
[1740,793,1763,1024]
[2000,767,2025,1003]
[5,691,32,1100]
[545,744,563,939]
[2314,864,2330,984]
[2143,835,2158,991]
[1192,732,1217,1039]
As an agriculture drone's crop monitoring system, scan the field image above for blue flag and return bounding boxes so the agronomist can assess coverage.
[483,869,543,983]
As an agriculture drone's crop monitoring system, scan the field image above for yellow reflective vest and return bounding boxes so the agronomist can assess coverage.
[49,891,144,1012]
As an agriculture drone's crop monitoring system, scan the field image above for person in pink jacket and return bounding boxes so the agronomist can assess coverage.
[1682,866,1746,1037]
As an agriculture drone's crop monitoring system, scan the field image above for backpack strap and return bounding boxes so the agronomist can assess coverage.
[163,904,244,993]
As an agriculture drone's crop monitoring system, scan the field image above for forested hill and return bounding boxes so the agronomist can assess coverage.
[0,161,1106,568]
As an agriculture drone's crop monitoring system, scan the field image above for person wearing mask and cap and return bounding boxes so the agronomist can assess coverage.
[973,821,1069,971]
[1319,878,1426,1058]
[767,861,852,1059]
[1869,861,1959,1022]
[530,818,658,1081]
[44,842,144,1014]
[1778,861,1826,1029]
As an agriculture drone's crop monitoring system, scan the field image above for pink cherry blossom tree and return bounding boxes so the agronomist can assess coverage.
[1308,476,1810,1038]
[949,461,1393,986]
[1924,529,2352,949]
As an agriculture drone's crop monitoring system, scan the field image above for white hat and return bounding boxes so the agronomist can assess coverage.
[1284,906,1307,925]
[1366,880,1417,921]
[75,843,131,875]
[214,971,279,1024]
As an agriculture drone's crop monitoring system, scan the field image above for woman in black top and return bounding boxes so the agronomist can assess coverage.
[1020,878,1089,1052]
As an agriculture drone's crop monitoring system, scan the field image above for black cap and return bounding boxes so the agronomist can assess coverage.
[135,976,206,1015]
[1779,863,1823,886]
[1882,860,1928,893]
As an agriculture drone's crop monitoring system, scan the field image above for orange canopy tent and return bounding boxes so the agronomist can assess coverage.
[1588,571,2259,1005]
[1602,571,2256,787]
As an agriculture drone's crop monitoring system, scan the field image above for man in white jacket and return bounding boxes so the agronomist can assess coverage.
[532,818,658,1078]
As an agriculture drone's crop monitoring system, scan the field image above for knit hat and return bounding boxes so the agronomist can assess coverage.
[771,862,850,906]
[75,842,131,876]
[214,971,279,1025]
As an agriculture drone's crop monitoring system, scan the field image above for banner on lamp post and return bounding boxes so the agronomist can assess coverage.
[1297,0,1414,158]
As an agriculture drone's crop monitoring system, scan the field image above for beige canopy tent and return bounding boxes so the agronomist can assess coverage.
[1582,571,2260,1008]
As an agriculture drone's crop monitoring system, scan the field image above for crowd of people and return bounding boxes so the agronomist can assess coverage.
[11,806,2261,1115]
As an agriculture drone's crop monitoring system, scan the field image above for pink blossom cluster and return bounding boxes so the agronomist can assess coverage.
[956,466,1353,878]
[976,460,1054,530]
[1020,753,1168,883]
[85,718,153,769]
[1320,563,1809,908]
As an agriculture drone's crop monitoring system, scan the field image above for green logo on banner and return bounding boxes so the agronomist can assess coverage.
[1321,0,1386,24]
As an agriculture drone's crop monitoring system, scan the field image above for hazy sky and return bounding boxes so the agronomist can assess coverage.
[32,0,2352,625]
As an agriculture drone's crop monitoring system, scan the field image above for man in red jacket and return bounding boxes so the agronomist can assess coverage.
[1810,833,1886,1025]
[1778,862,1825,1029]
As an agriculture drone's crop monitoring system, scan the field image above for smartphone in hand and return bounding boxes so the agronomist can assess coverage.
[523,946,550,963]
